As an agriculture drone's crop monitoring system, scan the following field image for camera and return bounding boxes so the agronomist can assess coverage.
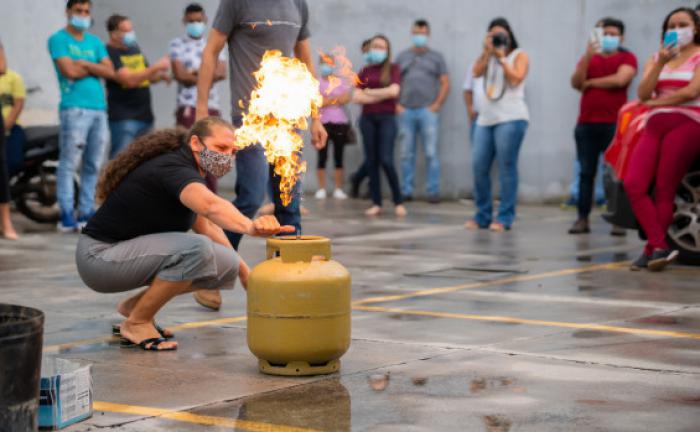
[492,32,508,48]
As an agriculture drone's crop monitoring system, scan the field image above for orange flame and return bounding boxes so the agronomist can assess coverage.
[235,50,323,206]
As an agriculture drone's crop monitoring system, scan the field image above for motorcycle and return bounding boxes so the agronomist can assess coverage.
[8,125,79,224]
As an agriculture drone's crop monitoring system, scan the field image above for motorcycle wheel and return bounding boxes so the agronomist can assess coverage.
[14,165,79,224]
[668,169,700,265]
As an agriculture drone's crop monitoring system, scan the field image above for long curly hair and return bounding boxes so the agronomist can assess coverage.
[96,117,235,202]
[96,128,186,202]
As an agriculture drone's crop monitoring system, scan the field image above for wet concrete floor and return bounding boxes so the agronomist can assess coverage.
[1,198,699,431]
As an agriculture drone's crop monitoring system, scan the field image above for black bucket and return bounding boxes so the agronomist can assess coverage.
[0,304,45,432]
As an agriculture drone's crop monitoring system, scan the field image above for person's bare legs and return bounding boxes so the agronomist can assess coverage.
[317,168,327,190]
[119,278,193,350]
[0,203,18,240]
[333,168,343,190]
[117,288,175,337]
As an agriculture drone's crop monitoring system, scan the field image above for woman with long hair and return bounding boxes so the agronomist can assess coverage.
[76,117,293,351]
[356,34,407,217]
[466,17,529,232]
[626,7,700,271]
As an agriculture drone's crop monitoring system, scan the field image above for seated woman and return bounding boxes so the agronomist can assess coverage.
[627,7,700,271]
[76,117,293,351]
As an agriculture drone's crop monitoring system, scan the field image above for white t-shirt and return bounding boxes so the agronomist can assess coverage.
[168,35,227,110]
[462,61,486,114]
[476,49,529,126]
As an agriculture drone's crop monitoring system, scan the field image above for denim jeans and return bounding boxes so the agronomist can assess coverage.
[574,123,616,219]
[360,113,403,207]
[57,108,108,217]
[568,155,606,204]
[108,119,153,159]
[472,119,528,228]
[399,107,440,198]
[224,116,301,249]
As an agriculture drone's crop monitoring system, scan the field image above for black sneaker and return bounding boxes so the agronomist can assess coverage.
[630,253,650,271]
[403,195,414,202]
[647,249,679,272]
[568,219,590,234]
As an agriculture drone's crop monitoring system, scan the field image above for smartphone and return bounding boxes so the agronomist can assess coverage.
[664,31,678,49]
[590,27,604,52]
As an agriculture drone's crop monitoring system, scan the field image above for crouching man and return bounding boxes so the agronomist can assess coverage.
[76,117,292,351]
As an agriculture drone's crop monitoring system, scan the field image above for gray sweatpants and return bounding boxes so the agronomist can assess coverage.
[76,233,240,294]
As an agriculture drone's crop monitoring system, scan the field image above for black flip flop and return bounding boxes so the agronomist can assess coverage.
[113,323,174,339]
[120,336,177,351]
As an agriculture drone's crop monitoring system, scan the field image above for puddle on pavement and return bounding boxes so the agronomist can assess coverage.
[389,313,436,321]
[636,316,682,325]
[572,330,611,338]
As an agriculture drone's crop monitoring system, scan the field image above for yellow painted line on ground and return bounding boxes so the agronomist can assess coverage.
[94,401,319,432]
[43,316,247,353]
[354,305,700,340]
[352,261,629,306]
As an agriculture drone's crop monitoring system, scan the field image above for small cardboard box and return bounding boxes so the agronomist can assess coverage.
[39,358,93,430]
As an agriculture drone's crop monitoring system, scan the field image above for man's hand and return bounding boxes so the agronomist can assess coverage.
[311,118,328,150]
[428,103,440,113]
[396,104,406,114]
[585,41,599,59]
[467,108,477,121]
[248,215,296,237]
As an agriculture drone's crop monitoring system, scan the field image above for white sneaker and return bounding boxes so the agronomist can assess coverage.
[332,188,348,200]
[314,189,327,200]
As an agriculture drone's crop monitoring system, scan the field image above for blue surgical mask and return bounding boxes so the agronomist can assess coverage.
[601,35,620,53]
[367,49,388,65]
[319,64,333,77]
[69,15,91,31]
[186,22,206,39]
[362,52,371,65]
[122,31,137,47]
[412,34,428,48]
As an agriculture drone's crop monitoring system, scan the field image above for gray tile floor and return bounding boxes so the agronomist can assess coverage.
[2,198,699,431]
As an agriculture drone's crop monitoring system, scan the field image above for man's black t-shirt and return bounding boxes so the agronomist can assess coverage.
[106,44,154,122]
[83,145,206,243]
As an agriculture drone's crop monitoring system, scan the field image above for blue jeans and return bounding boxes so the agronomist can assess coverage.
[57,108,108,217]
[109,119,153,159]
[360,113,403,207]
[568,157,605,204]
[399,107,440,197]
[224,116,301,249]
[472,120,528,228]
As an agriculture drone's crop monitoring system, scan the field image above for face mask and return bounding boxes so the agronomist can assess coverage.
[412,34,428,48]
[667,27,695,48]
[199,144,234,178]
[69,15,91,31]
[319,64,333,77]
[362,52,371,65]
[122,31,137,47]
[600,35,620,53]
[186,22,206,39]
[367,49,388,65]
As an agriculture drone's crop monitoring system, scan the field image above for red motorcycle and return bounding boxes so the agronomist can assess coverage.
[603,102,700,264]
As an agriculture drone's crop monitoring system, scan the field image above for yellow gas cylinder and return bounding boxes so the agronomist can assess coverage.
[247,236,351,376]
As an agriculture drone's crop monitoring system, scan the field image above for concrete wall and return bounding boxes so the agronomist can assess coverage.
[0,0,689,200]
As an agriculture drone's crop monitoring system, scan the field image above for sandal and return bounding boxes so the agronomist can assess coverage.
[120,336,177,351]
[113,323,174,339]
[464,220,482,231]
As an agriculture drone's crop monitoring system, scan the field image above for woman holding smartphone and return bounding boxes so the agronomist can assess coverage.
[626,7,700,271]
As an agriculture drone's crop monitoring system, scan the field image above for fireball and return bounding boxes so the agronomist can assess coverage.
[235,50,323,206]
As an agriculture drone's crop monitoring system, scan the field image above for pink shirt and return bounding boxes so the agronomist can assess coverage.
[319,76,350,124]
[656,51,700,106]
